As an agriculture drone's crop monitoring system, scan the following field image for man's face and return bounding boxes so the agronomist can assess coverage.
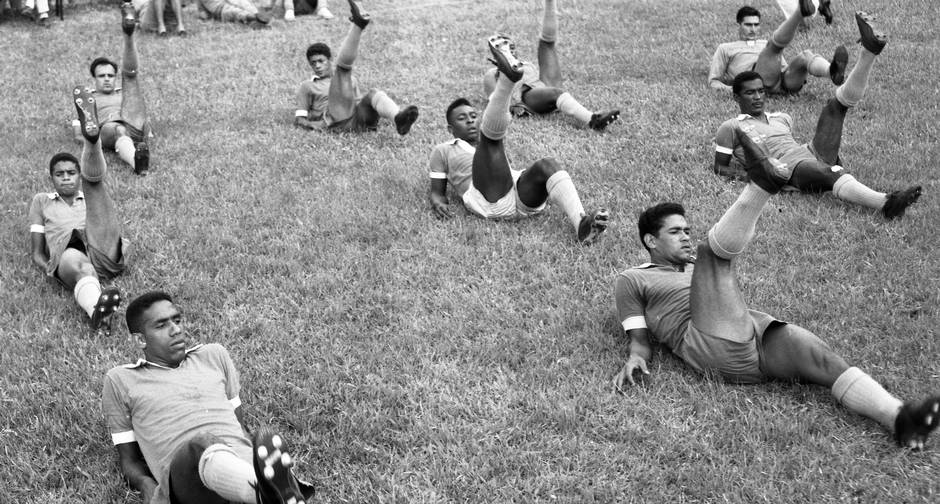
[738,15,761,41]
[646,214,695,265]
[137,300,188,368]
[734,78,766,116]
[93,63,117,94]
[447,104,479,144]
[307,54,332,79]
[50,161,81,197]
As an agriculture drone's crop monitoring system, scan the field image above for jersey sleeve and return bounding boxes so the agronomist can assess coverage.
[615,272,648,332]
[213,344,242,406]
[295,82,312,118]
[707,45,730,88]
[714,119,738,155]
[102,371,136,445]
[428,145,448,180]
[28,194,46,234]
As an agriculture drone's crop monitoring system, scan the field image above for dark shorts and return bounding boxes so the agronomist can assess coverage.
[52,229,126,282]
[327,99,380,133]
[168,434,229,504]
[101,119,148,143]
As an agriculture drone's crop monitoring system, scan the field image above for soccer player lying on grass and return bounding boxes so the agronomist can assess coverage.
[714,13,921,220]
[428,35,609,244]
[613,136,940,450]
[73,3,152,175]
[481,0,619,131]
[102,291,315,504]
[294,0,419,135]
[708,3,846,94]
[30,97,128,334]
[197,0,271,28]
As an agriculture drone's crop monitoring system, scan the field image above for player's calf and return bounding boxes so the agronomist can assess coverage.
[895,396,940,450]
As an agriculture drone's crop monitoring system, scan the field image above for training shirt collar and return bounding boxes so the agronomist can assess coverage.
[122,344,204,369]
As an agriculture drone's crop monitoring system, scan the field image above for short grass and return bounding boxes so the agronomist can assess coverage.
[1,0,939,502]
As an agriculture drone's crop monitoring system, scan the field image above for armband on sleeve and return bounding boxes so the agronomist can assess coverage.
[295,110,308,118]
[621,316,647,331]
[429,172,447,179]
[30,224,45,233]
[715,145,733,155]
[111,430,136,445]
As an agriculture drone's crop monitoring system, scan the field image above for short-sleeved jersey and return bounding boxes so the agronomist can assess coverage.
[294,74,363,129]
[714,113,816,170]
[94,88,123,124]
[708,40,786,87]
[28,192,86,276]
[428,138,475,197]
[616,263,694,352]
[101,343,250,504]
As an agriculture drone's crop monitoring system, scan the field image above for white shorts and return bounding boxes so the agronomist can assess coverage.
[461,168,546,219]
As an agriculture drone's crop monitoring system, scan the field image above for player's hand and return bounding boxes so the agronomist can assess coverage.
[612,355,649,392]
[431,200,454,219]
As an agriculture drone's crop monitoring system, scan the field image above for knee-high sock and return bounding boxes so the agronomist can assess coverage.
[81,139,108,183]
[832,366,903,431]
[770,9,803,48]
[74,275,102,318]
[481,76,518,140]
[540,0,558,43]
[546,170,584,229]
[199,444,257,503]
[808,54,830,77]
[371,90,400,120]
[555,92,592,124]
[336,25,363,70]
[835,50,876,108]
[832,174,886,209]
[706,183,771,260]
[115,136,136,168]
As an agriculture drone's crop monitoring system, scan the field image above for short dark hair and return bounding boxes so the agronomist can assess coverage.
[126,291,174,334]
[637,202,686,251]
[732,70,764,95]
[48,152,80,176]
[445,97,472,124]
[306,43,332,61]
[736,6,760,23]
[89,57,118,77]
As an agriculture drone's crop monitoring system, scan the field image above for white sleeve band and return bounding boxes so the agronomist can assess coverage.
[621,316,647,331]
[30,224,45,233]
[71,119,81,127]
[111,430,136,445]
[295,110,308,118]
[429,172,447,179]
[715,145,733,155]
[229,396,241,408]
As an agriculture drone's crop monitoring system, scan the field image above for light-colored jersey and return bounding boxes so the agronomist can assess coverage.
[94,88,123,124]
[101,343,250,504]
[28,191,85,276]
[295,74,362,128]
[428,138,475,197]
[708,40,786,87]
[615,263,694,352]
[714,112,815,170]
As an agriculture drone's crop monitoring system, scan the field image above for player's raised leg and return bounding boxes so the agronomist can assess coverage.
[327,0,370,122]
[119,2,151,174]
[516,157,609,244]
[755,0,815,89]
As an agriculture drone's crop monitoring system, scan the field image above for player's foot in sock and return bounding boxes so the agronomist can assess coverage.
[577,209,610,245]
[588,110,620,131]
[798,0,815,18]
[856,11,887,55]
[895,396,940,450]
[134,142,150,176]
[735,126,792,194]
[487,35,523,82]
[317,6,334,19]
[394,105,419,136]
[121,1,137,35]
[829,45,848,85]
[818,0,833,25]
[347,0,370,29]
[73,86,100,144]
[881,186,922,220]
[90,286,122,333]
[252,427,307,504]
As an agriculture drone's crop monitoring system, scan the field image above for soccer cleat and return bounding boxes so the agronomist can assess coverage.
[316,6,334,19]
[20,5,35,21]
[894,396,940,450]
[38,15,49,27]
[394,105,419,136]
[735,126,792,194]
[577,209,610,245]
[818,0,834,25]
[856,11,887,55]
[73,86,100,144]
[829,45,848,86]
[134,142,150,176]
[798,0,815,18]
[881,186,922,220]
[90,287,122,333]
[347,0,369,29]
[588,110,620,131]
[253,10,271,24]
[252,427,307,504]
[487,35,523,83]
[121,1,136,35]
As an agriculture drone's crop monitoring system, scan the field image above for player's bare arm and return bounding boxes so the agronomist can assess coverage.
[429,179,453,219]
[30,232,49,271]
[116,442,158,504]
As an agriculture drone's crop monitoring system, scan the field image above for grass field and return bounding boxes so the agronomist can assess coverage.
[1,0,939,502]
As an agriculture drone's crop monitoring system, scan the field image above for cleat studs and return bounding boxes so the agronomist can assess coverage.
[272,435,282,448]
[264,465,275,480]
[926,414,934,426]
[257,446,268,458]
[281,453,291,466]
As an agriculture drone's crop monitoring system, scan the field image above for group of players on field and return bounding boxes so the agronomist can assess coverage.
[25,0,937,502]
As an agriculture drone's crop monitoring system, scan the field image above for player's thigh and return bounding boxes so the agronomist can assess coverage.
[760,323,848,386]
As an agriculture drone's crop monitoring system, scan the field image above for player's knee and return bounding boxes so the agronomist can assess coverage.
[531,157,561,177]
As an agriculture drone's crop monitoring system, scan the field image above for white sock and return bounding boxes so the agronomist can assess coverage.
[835,50,876,108]
[74,276,102,318]
[370,90,400,120]
[115,135,136,168]
[707,183,771,260]
[832,174,886,210]
[808,54,830,77]
[481,77,518,140]
[198,444,258,503]
[555,92,593,125]
[545,170,584,229]
[832,366,903,430]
